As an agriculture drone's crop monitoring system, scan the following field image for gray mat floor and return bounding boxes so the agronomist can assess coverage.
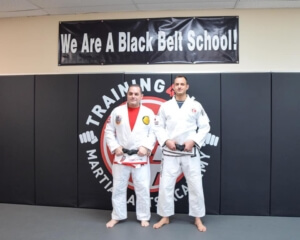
[1,203,300,240]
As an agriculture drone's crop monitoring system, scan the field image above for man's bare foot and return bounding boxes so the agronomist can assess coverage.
[194,217,206,232]
[141,220,149,227]
[153,217,169,229]
[106,219,119,228]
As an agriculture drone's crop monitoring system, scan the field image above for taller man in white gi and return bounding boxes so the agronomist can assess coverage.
[105,85,156,228]
[153,76,210,232]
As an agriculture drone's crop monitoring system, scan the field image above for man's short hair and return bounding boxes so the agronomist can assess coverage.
[174,75,188,84]
[127,84,143,94]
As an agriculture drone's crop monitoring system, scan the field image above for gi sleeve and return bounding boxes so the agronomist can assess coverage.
[153,106,169,146]
[190,103,211,149]
[104,109,120,153]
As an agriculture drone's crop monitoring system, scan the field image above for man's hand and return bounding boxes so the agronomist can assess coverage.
[114,146,124,156]
[138,146,148,156]
[165,139,176,151]
[184,140,195,152]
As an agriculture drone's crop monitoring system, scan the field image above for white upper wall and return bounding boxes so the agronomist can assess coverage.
[0,9,299,74]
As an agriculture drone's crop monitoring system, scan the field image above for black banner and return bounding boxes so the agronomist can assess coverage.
[59,17,239,65]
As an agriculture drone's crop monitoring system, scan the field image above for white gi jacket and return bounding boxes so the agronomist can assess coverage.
[105,103,156,156]
[155,95,210,149]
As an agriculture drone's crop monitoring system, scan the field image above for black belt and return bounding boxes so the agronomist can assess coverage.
[122,148,138,155]
[175,144,185,151]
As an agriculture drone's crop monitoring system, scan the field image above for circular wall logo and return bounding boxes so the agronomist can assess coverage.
[78,77,219,208]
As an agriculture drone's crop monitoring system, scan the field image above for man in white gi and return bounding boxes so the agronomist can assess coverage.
[105,84,156,228]
[153,76,210,232]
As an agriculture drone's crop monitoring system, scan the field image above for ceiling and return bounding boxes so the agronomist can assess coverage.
[1,0,300,19]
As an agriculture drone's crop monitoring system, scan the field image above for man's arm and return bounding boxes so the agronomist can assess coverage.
[153,107,169,147]
[188,103,211,149]
[104,111,122,154]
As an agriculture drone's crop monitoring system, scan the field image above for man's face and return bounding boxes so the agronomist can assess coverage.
[173,77,189,96]
[127,86,143,108]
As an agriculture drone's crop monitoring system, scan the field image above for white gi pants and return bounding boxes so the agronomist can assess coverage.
[111,163,151,221]
[157,150,205,217]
